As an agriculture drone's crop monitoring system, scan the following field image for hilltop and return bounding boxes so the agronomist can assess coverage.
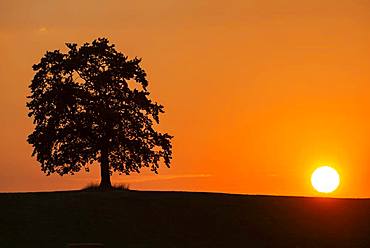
[0,190,369,247]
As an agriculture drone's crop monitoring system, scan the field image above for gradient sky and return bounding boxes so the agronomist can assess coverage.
[0,0,370,197]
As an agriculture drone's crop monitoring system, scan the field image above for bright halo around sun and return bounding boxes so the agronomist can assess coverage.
[311,166,340,193]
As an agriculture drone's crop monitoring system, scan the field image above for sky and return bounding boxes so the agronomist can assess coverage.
[0,0,370,197]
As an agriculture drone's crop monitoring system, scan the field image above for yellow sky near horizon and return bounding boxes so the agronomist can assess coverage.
[0,0,370,197]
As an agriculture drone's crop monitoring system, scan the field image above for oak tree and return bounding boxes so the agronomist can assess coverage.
[27,38,173,189]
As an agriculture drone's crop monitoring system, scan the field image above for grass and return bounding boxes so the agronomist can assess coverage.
[82,183,130,192]
[0,190,369,248]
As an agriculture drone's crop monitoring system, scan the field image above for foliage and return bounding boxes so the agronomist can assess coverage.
[27,38,172,183]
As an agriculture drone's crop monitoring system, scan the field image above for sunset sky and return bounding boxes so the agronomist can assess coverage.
[0,0,370,197]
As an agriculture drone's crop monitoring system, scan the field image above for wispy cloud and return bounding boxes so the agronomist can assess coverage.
[125,174,212,183]
[38,27,47,32]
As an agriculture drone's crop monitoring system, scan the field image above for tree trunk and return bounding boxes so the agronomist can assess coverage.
[99,147,112,190]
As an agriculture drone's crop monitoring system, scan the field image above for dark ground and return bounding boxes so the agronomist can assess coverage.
[0,190,369,248]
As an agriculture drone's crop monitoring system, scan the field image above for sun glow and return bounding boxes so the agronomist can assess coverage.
[311,166,340,193]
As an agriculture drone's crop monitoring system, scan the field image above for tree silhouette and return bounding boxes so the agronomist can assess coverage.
[27,38,173,189]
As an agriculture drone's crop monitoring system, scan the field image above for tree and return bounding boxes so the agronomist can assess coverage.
[27,38,173,189]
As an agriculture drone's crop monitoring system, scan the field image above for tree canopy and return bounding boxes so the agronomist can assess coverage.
[27,38,173,189]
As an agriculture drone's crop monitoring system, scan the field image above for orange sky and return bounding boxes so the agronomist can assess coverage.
[0,0,370,197]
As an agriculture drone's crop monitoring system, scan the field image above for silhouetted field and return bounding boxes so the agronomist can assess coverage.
[0,190,369,248]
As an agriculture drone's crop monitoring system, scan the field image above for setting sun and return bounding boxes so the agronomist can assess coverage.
[311,166,340,193]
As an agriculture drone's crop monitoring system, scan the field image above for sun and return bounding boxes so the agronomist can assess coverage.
[311,166,340,193]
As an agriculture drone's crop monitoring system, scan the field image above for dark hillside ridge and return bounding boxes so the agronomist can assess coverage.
[0,190,369,248]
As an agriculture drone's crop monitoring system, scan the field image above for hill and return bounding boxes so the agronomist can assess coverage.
[0,190,369,247]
